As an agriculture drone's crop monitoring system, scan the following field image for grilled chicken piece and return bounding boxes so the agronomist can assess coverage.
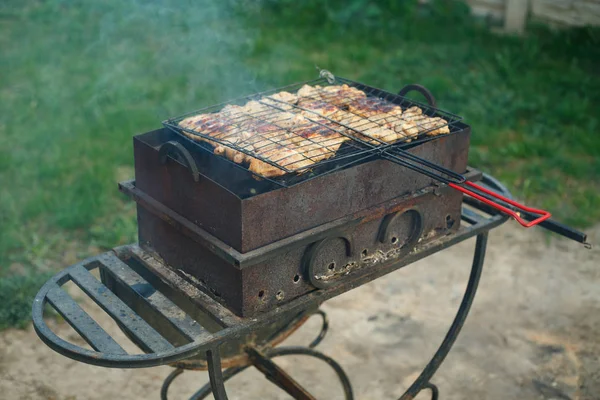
[331,111,400,144]
[317,84,367,107]
[399,121,419,138]
[347,98,402,119]
[291,120,349,162]
[419,117,450,136]
[297,84,323,99]
[266,91,298,105]
[247,145,314,177]
[404,106,423,116]
[178,112,247,161]
[179,113,237,140]
[297,84,367,108]
[297,99,340,118]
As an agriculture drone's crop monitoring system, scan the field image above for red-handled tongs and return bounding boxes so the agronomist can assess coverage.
[383,148,590,248]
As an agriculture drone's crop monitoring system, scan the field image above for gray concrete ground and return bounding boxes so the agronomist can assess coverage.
[1,222,598,400]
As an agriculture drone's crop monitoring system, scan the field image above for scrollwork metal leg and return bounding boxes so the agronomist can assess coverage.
[308,310,329,349]
[161,368,184,400]
[398,233,488,400]
[160,229,485,400]
[423,382,439,400]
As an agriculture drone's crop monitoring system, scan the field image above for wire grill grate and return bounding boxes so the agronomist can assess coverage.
[163,76,464,185]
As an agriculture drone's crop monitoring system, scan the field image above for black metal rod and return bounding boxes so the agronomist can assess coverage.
[160,368,184,400]
[267,346,354,400]
[529,217,589,246]
[206,347,229,400]
[190,366,249,400]
[247,347,317,400]
[308,310,329,349]
[188,309,330,400]
[399,233,488,400]
[423,382,439,400]
[382,150,466,184]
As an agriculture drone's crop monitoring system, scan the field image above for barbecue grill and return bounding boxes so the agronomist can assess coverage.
[32,73,589,399]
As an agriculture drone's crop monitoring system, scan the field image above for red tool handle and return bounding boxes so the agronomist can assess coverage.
[448,181,552,227]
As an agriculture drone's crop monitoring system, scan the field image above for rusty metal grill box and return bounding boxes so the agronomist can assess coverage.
[122,122,471,317]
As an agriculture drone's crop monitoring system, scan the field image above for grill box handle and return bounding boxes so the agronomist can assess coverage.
[451,181,590,247]
[158,141,200,182]
[398,84,437,108]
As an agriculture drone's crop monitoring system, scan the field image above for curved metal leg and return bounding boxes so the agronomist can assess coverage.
[161,368,185,400]
[206,347,229,400]
[160,230,486,400]
[423,382,439,400]
[190,366,249,400]
[398,233,488,400]
[308,310,329,349]
[267,346,354,400]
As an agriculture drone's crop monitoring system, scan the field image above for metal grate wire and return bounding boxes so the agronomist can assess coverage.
[163,76,464,184]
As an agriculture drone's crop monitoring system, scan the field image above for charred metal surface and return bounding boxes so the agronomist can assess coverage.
[122,169,480,317]
[133,125,470,253]
[133,184,464,316]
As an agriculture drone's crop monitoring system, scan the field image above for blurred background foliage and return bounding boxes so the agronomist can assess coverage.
[0,0,598,330]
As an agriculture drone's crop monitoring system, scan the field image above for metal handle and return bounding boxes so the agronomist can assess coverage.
[534,218,590,248]
[449,181,551,228]
[158,141,200,182]
[383,149,589,246]
[398,84,437,107]
[451,182,590,247]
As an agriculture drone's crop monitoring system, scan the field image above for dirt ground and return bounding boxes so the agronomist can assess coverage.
[0,221,598,400]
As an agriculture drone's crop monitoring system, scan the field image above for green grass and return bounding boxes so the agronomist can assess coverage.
[0,0,599,330]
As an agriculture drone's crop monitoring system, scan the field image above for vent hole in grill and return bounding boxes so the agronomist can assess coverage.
[258,290,265,300]
[276,290,285,301]
[446,214,455,229]
[391,237,398,245]
[361,249,368,258]
[293,274,300,283]
[328,262,336,271]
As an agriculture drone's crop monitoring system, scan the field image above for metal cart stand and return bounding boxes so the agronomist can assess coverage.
[32,174,510,400]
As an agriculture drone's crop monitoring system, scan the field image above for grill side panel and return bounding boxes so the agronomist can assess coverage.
[137,207,244,315]
[241,127,470,252]
[133,126,470,253]
[134,131,245,250]
[240,189,463,316]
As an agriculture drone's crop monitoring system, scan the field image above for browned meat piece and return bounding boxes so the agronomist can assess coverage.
[266,91,298,104]
[291,120,349,162]
[420,117,450,136]
[248,145,314,177]
[297,84,323,99]
[331,111,400,144]
[347,98,402,119]
[297,84,367,108]
[178,112,248,162]
[404,106,423,116]
[179,113,237,140]
[315,84,367,107]
[297,99,340,118]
